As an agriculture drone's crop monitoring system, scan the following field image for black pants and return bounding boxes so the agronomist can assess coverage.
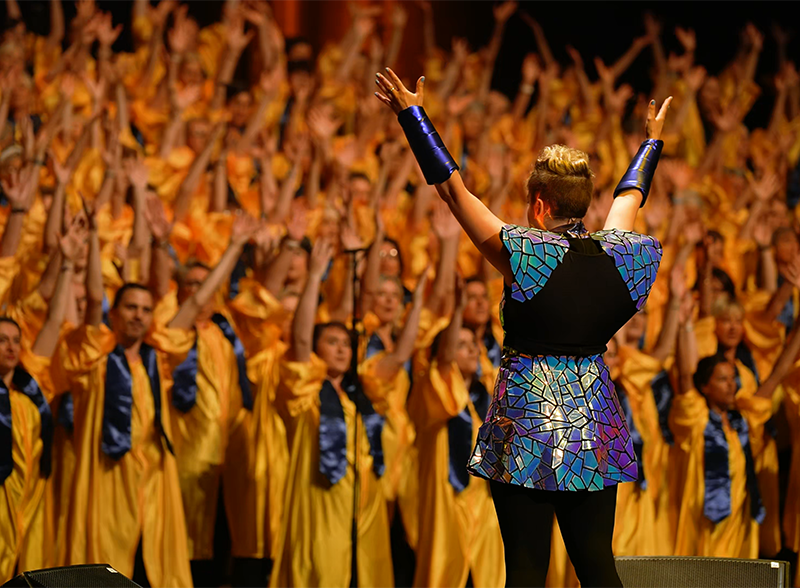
[490,480,622,588]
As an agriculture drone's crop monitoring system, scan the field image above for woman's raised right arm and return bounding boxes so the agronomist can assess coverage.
[374,68,512,284]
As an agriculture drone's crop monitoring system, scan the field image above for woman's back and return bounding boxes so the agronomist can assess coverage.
[500,223,662,357]
[467,222,663,491]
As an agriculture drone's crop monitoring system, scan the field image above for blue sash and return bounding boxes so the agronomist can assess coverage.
[103,343,173,460]
[702,409,764,524]
[318,372,385,485]
[171,315,253,413]
[56,392,74,432]
[0,367,53,483]
[447,378,489,493]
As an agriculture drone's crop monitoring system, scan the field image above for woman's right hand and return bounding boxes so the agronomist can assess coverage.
[645,96,673,141]
[374,67,424,115]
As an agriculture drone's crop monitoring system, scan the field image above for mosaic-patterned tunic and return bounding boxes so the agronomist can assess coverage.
[467,223,662,491]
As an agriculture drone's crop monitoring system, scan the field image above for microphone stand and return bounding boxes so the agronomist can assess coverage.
[343,246,369,588]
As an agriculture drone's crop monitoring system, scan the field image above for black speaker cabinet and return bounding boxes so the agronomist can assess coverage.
[2,564,141,587]
[615,556,791,588]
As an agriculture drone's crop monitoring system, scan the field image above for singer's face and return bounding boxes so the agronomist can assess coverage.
[374,280,403,324]
[316,325,352,378]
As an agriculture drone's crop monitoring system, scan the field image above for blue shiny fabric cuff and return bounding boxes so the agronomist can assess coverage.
[397,105,459,185]
[613,139,664,207]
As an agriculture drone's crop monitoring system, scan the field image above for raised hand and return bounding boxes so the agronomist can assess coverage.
[744,23,764,51]
[780,256,800,289]
[148,0,177,31]
[168,6,196,54]
[493,1,518,24]
[753,215,775,249]
[608,84,634,115]
[432,200,461,240]
[124,156,149,190]
[594,57,614,85]
[675,26,696,52]
[374,67,424,115]
[748,173,781,202]
[566,45,583,69]
[286,204,309,242]
[227,17,254,52]
[231,212,260,245]
[339,222,363,252]
[521,53,541,84]
[670,262,688,298]
[172,84,202,113]
[645,96,673,140]
[309,238,334,278]
[96,12,122,47]
[307,106,343,143]
[144,195,173,242]
[60,214,90,263]
[710,103,742,133]
[660,159,694,192]
[684,65,707,92]
[51,152,74,186]
[684,220,705,247]
[0,166,35,212]
[452,37,469,64]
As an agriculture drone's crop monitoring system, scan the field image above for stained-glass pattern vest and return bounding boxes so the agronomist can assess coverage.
[467,224,662,491]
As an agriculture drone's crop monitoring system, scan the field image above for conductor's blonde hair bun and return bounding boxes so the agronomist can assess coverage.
[535,145,594,179]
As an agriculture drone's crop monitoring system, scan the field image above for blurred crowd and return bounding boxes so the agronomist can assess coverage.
[2,0,800,587]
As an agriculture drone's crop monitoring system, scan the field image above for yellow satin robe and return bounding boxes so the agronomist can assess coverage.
[270,354,393,588]
[169,320,245,561]
[613,347,674,556]
[54,324,193,587]
[408,359,505,588]
[694,320,783,555]
[669,389,771,558]
[0,354,53,584]
[225,279,289,560]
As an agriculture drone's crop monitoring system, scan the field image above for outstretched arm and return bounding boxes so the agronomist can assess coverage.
[603,96,672,232]
[374,69,511,284]
[289,239,334,363]
[372,272,429,381]
[169,214,258,330]
[32,217,87,358]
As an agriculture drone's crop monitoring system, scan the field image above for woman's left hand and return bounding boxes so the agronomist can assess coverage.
[645,96,673,141]
[374,67,424,115]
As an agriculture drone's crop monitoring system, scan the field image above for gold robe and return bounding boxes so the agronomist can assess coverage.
[54,324,193,587]
[0,354,53,583]
[670,389,771,557]
[225,279,289,560]
[169,320,245,561]
[613,347,674,556]
[270,354,393,588]
[408,360,505,588]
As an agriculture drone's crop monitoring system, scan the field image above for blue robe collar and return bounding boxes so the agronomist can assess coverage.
[702,407,764,524]
[318,371,385,485]
[448,377,490,493]
[0,366,53,483]
[103,342,173,460]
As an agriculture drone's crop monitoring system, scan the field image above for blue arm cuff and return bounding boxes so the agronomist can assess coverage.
[397,105,459,185]
[613,139,664,207]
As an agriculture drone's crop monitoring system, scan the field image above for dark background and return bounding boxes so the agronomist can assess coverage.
[4,1,797,128]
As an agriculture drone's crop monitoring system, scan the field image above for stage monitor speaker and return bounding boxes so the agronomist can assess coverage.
[2,564,141,587]
[615,556,791,588]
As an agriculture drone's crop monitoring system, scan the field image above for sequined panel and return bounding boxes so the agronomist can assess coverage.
[501,225,569,303]
[592,229,663,310]
[467,353,638,491]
